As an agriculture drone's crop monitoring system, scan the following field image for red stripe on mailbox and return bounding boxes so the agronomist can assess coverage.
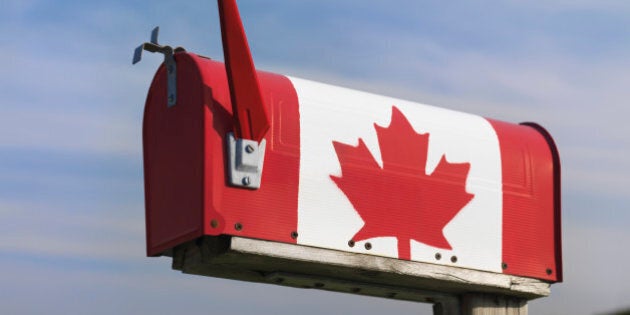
[198,56,301,244]
[144,53,301,255]
[489,119,561,282]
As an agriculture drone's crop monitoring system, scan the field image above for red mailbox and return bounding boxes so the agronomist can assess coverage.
[137,0,561,302]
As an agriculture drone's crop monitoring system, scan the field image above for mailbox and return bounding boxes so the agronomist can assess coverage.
[137,0,561,303]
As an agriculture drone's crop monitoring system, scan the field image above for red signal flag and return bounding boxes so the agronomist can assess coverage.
[218,0,270,142]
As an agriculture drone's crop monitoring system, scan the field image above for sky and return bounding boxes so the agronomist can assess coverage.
[2,0,630,314]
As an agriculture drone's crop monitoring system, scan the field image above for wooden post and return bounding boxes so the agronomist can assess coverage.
[432,294,527,315]
[460,294,527,315]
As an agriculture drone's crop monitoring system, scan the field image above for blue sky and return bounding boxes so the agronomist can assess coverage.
[2,0,630,314]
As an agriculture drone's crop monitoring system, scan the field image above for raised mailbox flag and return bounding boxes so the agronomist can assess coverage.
[136,0,561,304]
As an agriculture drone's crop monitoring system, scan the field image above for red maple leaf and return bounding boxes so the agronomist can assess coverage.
[331,106,474,260]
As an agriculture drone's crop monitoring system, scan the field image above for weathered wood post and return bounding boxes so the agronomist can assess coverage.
[133,1,562,313]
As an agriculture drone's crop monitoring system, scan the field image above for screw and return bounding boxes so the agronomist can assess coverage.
[242,176,251,186]
[364,242,372,250]
[435,253,442,260]
[245,144,255,153]
[348,240,355,247]
[210,219,219,228]
[234,222,242,231]
[291,231,298,239]
[502,262,508,270]
[450,256,458,263]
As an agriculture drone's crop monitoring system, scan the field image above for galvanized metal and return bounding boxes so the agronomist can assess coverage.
[133,27,178,107]
[227,132,266,189]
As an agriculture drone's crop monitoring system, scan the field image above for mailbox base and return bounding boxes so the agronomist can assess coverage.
[169,236,548,309]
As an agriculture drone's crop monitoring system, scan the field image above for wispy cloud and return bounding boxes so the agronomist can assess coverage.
[2,1,630,314]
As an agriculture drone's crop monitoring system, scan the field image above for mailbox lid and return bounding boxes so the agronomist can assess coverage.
[143,53,206,256]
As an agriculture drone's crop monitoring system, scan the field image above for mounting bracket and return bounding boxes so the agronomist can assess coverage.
[227,132,266,189]
[133,27,182,107]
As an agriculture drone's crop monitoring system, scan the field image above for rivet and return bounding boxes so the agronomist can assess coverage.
[435,253,442,260]
[291,231,298,239]
[450,256,458,263]
[348,240,355,247]
[546,268,553,275]
[245,144,255,153]
[234,222,242,231]
[502,262,508,270]
[210,219,219,228]
[364,242,372,250]
[242,176,251,186]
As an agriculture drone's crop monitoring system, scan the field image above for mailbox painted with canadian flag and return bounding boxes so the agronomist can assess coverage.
[139,0,561,298]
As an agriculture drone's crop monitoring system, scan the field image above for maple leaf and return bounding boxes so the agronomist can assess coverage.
[330,106,474,260]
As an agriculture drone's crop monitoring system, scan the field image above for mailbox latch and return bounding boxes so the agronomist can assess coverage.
[133,27,182,107]
[227,132,266,189]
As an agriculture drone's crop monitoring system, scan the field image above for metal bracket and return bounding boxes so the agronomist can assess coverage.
[132,27,181,107]
[227,132,266,189]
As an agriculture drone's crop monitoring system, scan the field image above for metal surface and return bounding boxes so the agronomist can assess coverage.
[133,27,179,107]
[227,132,266,189]
[143,53,561,281]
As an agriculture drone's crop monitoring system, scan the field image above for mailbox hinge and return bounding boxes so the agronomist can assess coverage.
[133,27,183,107]
[227,132,266,189]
